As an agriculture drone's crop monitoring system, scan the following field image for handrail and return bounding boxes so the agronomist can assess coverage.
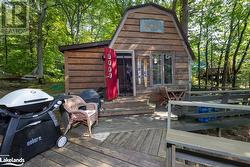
[167,100,250,129]
[188,89,250,94]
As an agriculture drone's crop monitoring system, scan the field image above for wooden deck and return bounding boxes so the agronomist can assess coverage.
[22,108,250,167]
[24,129,166,167]
[101,128,166,158]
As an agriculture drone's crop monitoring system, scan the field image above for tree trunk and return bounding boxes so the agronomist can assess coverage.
[231,11,249,88]
[37,0,47,83]
[180,0,188,38]
[232,39,250,87]
[197,8,204,89]
[210,39,213,86]
[221,2,237,90]
[205,26,209,89]
[216,49,223,88]
[4,35,8,64]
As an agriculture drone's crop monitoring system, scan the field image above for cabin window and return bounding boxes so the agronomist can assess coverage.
[152,53,173,85]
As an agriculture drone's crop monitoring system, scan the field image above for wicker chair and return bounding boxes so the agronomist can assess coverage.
[63,95,98,137]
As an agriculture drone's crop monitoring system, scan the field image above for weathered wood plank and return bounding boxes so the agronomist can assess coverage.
[42,150,88,167]
[140,129,156,154]
[69,70,104,77]
[69,82,105,89]
[116,37,183,45]
[66,142,138,167]
[122,130,141,150]
[68,52,103,58]
[118,31,181,40]
[128,13,172,21]
[69,77,104,83]
[124,18,175,27]
[175,63,188,68]
[68,58,104,65]
[113,43,185,51]
[116,131,134,146]
[101,133,120,146]
[70,138,162,167]
[122,25,178,34]
[158,129,167,158]
[148,129,163,156]
[64,52,69,94]
[68,88,102,94]
[68,64,104,71]
[184,109,250,118]
[167,129,250,164]
[126,130,146,150]
[110,132,128,145]
[52,146,113,167]
[101,143,165,167]
[24,155,62,167]
[134,129,150,152]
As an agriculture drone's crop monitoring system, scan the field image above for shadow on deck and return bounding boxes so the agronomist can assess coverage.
[24,113,168,167]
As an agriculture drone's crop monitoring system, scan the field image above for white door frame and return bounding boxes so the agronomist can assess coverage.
[116,50,136,96]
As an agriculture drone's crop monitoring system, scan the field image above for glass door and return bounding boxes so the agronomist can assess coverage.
[117,53,133,96]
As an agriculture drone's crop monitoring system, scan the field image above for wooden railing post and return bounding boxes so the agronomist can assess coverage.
[167,102,172,130]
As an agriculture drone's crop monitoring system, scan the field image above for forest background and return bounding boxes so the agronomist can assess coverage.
[0,0,249,90]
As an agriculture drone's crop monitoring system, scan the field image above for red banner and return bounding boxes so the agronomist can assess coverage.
[104,48,118,100]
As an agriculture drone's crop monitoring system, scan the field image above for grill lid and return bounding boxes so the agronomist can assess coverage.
[0,88,54,108]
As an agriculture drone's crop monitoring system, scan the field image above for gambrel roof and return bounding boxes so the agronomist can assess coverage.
[60,3,195,60]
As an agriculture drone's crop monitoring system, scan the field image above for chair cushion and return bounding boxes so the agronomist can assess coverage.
[80,109,96,117]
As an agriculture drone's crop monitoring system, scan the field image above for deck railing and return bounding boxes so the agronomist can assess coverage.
[185,89,250,103]
[167,100,250,129]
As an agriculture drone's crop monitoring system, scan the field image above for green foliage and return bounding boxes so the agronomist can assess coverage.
[0,0,249,88]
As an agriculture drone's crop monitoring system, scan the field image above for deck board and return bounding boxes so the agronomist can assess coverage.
[134,129,150,152]
[70,138,164,167]
[101,128,166,157]
[123,130,142,150]
[66,142,135,166]
[149,128,163,155]
[158,129,167,157]
[116,131,134,146]
[24,113,167,167]
[24,155,63,167]
[140,129,156,154]
[42,150,88,167]
[52,146,113,167]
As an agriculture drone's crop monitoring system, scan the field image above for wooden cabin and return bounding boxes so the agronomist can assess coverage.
[60,3,195,101]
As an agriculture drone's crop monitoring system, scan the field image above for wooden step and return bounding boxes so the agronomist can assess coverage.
[103,100,147,109]
[100,106,155,117]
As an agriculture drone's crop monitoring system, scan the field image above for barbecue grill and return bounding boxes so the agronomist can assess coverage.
[0,89,63,162]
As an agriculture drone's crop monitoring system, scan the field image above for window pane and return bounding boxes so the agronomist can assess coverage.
[153,55,162,84]
[164,54,172,84]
